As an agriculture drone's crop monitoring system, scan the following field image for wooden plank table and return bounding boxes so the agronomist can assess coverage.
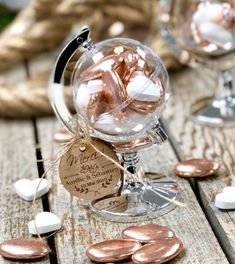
[0,61,234,263]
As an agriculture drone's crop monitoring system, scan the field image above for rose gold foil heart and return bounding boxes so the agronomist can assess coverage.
[80,55,123,81]
[0,238,50,260]
[122,223,174,243]
[87,92,109,123]
[86,239,142,263]
[119,50,138,83]
[174,158,220,178]
[132,237,184,264]
[112,137,152,151]
[102,70,127,119]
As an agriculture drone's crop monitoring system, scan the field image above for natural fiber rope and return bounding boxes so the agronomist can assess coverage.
[0,0,179,118]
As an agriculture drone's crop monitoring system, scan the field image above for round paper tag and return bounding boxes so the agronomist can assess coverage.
[59,139,122,200]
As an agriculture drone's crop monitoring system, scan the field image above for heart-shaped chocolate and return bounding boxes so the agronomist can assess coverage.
[86,239,142,263]
[122,223,174,243]
[14,179,49,201]
[28,212,61,235]
[0,238,50,260]
[215,186,235,209]
[126,72,161,102]
[132,237,184,264]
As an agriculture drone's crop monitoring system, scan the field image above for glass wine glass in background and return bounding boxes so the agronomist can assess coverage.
[158,0,235,127]
[50,28,180,222]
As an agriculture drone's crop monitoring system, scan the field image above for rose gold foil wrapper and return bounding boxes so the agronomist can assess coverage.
[122,223,175,243]
[80,55,123,82]
[120,50,138,83]
[0,238,50,260]
[118,50,148,83]
[87,92,109,123]
[86,239,142,263]
[132,237,184,264]
[174,158,220,178]
[112,137,152,151]
[102,70,127,119]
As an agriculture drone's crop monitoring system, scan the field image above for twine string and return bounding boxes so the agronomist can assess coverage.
[32,139,75,240]
[31,114,185,240]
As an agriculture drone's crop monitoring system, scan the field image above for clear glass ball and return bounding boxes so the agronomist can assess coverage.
[71,38,169,142]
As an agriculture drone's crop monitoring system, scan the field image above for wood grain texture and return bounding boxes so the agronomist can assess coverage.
[37,117,228,264]
[163,67,235,263]
[0,120,49,264]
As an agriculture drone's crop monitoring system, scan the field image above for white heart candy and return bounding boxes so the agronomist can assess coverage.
[198,22,234,48]
[126,72,161,102]
[28,212,61,235]
[193,3,223,25]
[223,186,235,193]
[76,79,103,110]
[215,186,235,209]
[14,179,49,201]
[94,110,151,135]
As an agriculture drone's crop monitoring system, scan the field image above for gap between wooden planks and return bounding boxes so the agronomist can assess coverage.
[36,117,228,264]
[0,120,50,264]
[163,67,235,263]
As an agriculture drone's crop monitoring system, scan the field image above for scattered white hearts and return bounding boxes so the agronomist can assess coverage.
[28,212,61,235]
[215,186,235,209]
[126,72,161,102]
[14,179,49,202]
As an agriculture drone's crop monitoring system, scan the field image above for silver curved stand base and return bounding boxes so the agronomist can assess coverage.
[191,96,235,127]
[90,177,180,223]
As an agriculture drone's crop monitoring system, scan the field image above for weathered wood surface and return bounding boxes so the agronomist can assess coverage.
[0,55,234,264]
[37,117,228,264]
[163,67,235,263]
[0,120,49,264]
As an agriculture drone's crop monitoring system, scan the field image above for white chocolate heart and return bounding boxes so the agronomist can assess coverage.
[193,3,223,25]
[215,186,235,209]
[198,22,234,48]
[223,186,235,193]
[76,79,103,110]
[14,179,49,201]
[94,110,151,135]
[28,212,61,235]
[126,72,161,102]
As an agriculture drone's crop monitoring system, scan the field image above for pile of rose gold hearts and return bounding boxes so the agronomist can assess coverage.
[77,49,164,129]
[86,223,184,263]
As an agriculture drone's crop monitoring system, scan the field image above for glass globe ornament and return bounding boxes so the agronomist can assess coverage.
[158,0,235,127]
[50,27,180,222]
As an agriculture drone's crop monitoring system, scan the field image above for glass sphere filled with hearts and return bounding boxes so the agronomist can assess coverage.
[71,38,169,142]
